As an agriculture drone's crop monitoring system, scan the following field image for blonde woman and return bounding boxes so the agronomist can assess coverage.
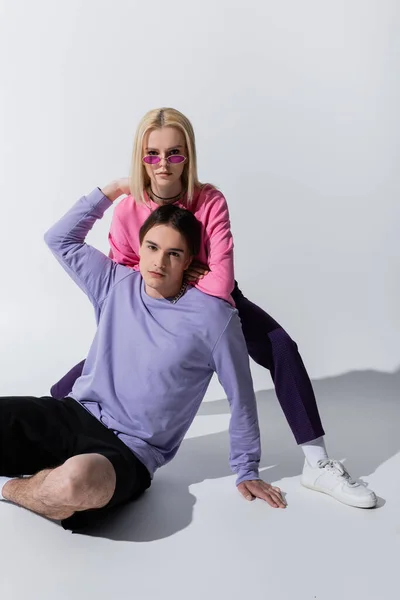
[51,108,377,510]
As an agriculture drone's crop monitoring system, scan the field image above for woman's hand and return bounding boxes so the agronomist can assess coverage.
[185,260,210,283]
[101,178,131,202]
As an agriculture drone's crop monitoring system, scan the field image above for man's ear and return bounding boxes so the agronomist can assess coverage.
[184,256,193,271]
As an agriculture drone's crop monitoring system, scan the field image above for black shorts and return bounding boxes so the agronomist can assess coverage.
[0,395,151,531]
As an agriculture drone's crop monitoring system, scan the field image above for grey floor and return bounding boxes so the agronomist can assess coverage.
[1,369,399,600]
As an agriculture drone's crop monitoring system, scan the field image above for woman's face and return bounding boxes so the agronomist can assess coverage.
[143,127,187,193]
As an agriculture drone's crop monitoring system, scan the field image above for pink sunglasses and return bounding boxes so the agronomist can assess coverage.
[143,155,187,165]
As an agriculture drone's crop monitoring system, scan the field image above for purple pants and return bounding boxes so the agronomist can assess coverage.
[50,282,324,445]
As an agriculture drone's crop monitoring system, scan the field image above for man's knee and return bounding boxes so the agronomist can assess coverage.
[39,454,116,510]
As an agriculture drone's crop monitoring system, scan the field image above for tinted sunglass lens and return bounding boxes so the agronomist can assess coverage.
[168,155,186,164]
[143,156,160,164]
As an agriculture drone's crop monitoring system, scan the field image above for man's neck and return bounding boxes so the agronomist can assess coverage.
[144,280,185,301]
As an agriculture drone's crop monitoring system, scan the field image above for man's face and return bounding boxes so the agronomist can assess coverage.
[139,224,192,299]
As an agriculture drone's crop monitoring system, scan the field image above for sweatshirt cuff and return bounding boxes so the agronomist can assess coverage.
[235,470,260,487]
[84,187,113,212]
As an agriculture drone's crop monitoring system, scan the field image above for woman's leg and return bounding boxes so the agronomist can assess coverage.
[232,283,325,445]
[231,288,377,507]
[50,359,86,399]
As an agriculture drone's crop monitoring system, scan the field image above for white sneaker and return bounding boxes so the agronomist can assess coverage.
[301,459,377,508]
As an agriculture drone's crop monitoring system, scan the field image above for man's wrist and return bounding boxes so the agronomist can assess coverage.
[236,472,260,487]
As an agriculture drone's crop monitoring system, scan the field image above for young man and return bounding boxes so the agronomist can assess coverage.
[0,181,286,532]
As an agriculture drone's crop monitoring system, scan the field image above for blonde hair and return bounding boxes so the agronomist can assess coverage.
[130,107,202,206]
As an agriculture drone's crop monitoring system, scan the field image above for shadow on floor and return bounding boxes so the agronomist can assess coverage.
[78,368,400,542]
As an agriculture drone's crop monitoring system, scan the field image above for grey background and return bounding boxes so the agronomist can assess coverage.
[1,0,399,398]
[0,3,399,599]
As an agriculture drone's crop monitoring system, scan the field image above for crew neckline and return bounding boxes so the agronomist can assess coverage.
[140,277,187,304]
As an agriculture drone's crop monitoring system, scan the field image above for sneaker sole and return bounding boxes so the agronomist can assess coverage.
[300,480,377,509]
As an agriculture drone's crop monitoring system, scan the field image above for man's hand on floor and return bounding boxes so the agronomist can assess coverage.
[237,479,286,508]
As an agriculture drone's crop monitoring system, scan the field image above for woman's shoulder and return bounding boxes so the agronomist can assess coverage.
[194,183,228,210]
[113,193,148,218]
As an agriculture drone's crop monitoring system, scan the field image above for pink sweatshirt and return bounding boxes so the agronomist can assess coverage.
[108,184,235,305]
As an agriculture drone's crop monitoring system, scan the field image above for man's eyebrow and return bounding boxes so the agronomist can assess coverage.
[146,240,185,253]
[145,145,184,151]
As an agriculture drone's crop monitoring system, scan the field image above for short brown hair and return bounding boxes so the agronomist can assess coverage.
[139,204,201,257]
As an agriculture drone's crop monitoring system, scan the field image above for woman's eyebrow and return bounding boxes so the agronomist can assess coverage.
[145,145,184,151]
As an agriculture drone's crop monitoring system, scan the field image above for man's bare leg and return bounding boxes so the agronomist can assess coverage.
[1,453,116,521]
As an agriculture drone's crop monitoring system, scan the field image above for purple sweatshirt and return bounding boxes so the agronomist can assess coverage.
[44,188,261,485]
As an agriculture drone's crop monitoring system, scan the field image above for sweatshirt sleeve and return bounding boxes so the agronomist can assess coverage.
[211,312,261,485]
[44,188,130,309]
[194,189,235,306]
[108,210,140,269]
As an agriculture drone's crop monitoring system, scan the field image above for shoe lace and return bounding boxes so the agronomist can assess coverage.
[317,459,358,485]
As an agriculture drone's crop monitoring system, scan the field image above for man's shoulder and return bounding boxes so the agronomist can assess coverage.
[183,289,244,353]
[111,264,142,291]
[186,287,237,321]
